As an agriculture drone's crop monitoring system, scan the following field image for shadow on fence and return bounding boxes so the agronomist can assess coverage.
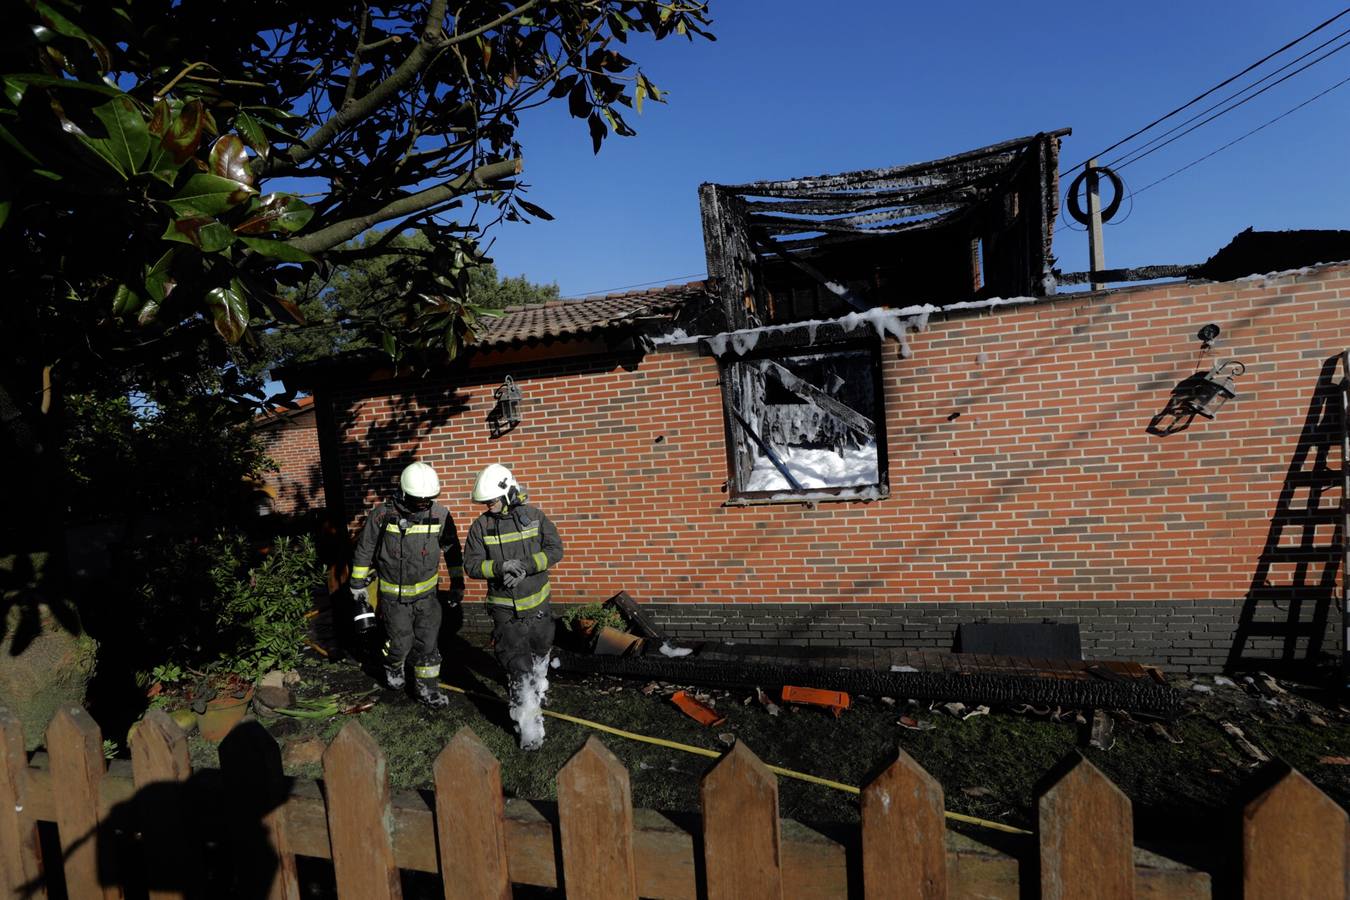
[2,703,1348,899]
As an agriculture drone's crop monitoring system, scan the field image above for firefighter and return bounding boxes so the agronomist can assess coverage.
[463,463,564,750]
[349,461,464,708]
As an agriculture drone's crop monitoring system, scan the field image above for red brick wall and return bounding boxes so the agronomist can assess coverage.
[326,265,1350,612]
[257,407,326,516]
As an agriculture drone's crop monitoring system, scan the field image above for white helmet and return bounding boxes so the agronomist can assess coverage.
[399,462,440,499]
[472,463,520,504]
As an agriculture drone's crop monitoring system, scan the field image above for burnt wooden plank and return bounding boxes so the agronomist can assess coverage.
[753,359,875,437]
[132,709,200,900]
[861,750,947,899]
[434,728,510,900]
[557,737,638,899]
[701,742,782,899]
[322,723,401,900]
[0,708,43,898]
[1243,766,1348,899]
[1038,754,1134,899]
[47,706,120,900]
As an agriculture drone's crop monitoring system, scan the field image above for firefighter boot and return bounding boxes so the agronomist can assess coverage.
[413,656,449,709]
[384,663,406,691]
[509,673,546,751]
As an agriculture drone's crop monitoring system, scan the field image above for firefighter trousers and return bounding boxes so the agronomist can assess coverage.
[382,593,442,669]
[489,607,555,676]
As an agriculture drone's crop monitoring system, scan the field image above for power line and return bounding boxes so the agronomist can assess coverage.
[1061,7,1350,177]
[561,272,707,298]
[1104,23,1350,170]
[1107,35,1350,172]
[1126,71,1350,200]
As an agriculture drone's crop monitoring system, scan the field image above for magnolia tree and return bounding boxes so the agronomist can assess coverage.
[0,0,712,439]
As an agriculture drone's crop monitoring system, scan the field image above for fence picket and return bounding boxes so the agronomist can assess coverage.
[1037,753,1134,900]
[433,727,510,900]
[700,741,783,900]
[0,708,44,898]
[861,749,947,899]
[322,722,402,900]
[1243,765,1348,899]
[218,722,301,900]
[557,736,638,900]
[47,707,120,900]
[131,709,200,900]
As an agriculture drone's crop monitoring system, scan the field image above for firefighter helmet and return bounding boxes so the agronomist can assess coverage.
[472,463,519,504]
[399,462,440,499]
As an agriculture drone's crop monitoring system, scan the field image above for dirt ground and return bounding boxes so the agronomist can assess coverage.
[179,635,1350,864]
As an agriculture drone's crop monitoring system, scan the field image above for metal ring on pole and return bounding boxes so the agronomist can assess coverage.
[1066,165,1124,226]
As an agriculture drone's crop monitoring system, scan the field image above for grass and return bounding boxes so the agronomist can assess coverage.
[184,640,1350,848]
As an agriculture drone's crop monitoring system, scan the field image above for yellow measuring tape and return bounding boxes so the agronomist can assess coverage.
[438,681,1030,835]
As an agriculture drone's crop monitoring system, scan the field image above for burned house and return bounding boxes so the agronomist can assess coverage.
[282,132,1350,675]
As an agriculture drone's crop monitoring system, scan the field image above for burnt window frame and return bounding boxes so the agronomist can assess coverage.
[708,332,890,506]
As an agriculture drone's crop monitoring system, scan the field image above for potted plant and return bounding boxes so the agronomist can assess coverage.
[559,601,625,637]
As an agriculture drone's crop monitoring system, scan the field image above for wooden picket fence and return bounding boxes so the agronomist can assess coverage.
[2,705,1348,899]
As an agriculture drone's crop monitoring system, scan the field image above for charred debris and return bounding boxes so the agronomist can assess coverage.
[556,592,1183,720]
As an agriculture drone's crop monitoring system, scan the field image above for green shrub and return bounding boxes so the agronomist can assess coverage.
[558,601,626,632]
[130,532,322,684]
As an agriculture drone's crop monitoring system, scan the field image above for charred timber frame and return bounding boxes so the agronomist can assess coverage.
[697,129,1069,330]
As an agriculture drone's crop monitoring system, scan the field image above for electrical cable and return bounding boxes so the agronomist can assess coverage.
[1105,23,1350,170]
[1106,36,1350,172]
[436,680,1032,835]
[1126,71,1350,200]
[561,272,707,299]
[1060,6,1350,178]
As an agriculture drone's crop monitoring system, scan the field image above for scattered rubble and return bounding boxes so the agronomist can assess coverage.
[671,690,726,727]
[1088,710,1116,751]
[1220,721,1271,765]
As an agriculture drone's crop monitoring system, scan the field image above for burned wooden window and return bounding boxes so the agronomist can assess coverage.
[719,341,887,503]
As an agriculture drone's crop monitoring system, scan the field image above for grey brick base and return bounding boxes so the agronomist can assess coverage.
[480,599,1343,675]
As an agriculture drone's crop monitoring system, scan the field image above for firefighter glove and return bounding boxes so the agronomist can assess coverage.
[501,558,528,587]
[446,588,464,607]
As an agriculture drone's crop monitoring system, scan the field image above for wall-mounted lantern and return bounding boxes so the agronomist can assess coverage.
[488,375,523,437]
[1178,360,1245,419]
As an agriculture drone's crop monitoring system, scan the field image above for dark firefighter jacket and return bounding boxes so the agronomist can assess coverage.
[350,501,464,602]
[462,502,563,616]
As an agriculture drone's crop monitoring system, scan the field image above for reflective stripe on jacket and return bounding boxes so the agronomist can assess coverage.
[350,500,464,602]
[462,502,563,616]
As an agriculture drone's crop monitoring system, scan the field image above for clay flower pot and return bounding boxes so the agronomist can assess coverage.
[198,686,254,742]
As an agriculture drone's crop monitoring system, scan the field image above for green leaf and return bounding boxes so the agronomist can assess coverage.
[162,100,205,164]
[1,73,121,97]
[208,134,251,186]
[144,248,178,301]
[137,298,161,326]
[1,77,25,107]
[234,110,269,157]
[206,281,249,343]
[233,193,313,234]
[515,198,554,221]
[237,236,313,262]
[587,111,605,154]
[33,2,112,71]
[144,99,178,181]
[167,173,256,216]
[112,282,144,316]
[381,331,397,360]
[82,95,150,178]
[162,215,233,252]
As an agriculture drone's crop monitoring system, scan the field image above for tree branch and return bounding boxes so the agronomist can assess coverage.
[280,0,449,171]
[287,157,521,254]
[443,0,541,47]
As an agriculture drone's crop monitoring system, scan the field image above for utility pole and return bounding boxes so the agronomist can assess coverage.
[1087,157,1106,291]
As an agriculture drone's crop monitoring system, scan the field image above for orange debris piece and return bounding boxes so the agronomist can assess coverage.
[781,685,851,717]
[671,690,727,727]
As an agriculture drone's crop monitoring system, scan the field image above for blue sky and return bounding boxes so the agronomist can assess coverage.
[478,1,1350,299]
